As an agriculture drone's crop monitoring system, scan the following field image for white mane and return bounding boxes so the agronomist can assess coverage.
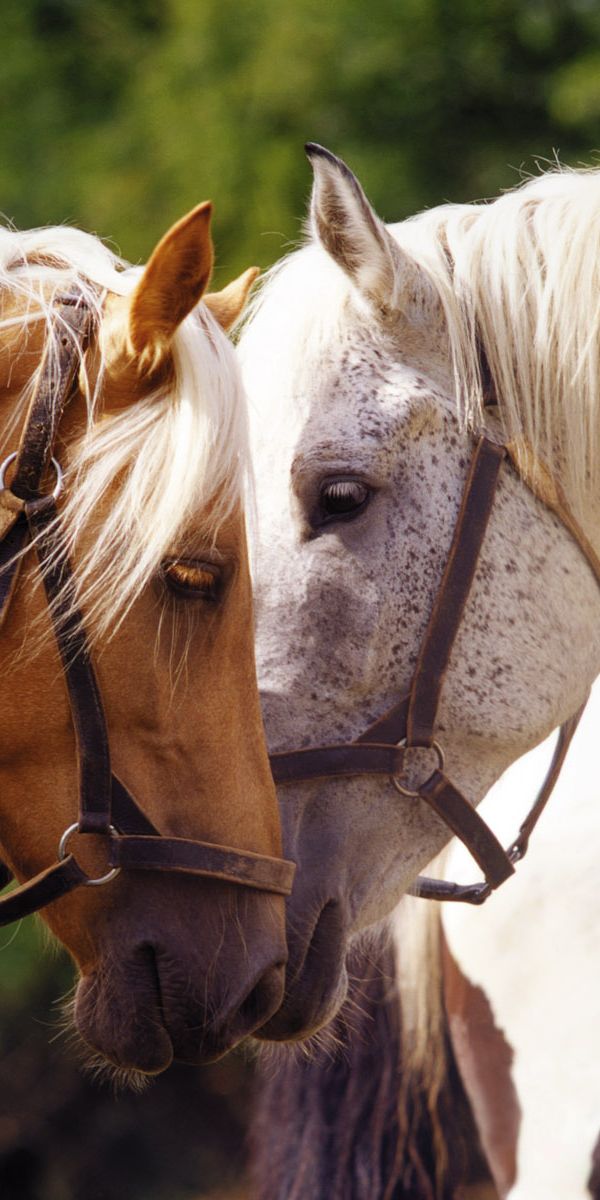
[242,166,600,534]
[0,224,247,639]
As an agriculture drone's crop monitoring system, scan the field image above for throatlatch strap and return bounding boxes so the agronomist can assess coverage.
[406,437,506,747]
[509,705,585,859]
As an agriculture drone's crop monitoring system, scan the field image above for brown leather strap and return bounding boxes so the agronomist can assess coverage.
[110,774,159,836]
[0,296,93,626]
[0,771,296,915]
[508,704,585,860]
[407,437,506,747]
[355,691,411,744]
[417,771,514,888]
[0,512,29,629]
[407,706,586,904]
[109,836,296,896]
[270,742,404,784]
[109,775,296,895]
[0,856,88,927]
[10,297,92,503]
[29,500,113,836]
[408,875,492,904]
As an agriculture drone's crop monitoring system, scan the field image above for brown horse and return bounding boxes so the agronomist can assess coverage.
[0,204,291,1079]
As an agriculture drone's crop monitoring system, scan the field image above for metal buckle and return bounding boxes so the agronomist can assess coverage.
[392,738,445,798]
[0,451,64,503]
[58,822,121,887]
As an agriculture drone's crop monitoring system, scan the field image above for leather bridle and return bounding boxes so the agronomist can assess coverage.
[0,293,295,926]
[269,419,599,905]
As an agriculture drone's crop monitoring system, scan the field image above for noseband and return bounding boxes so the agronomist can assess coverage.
[0,294,295,926]
[270,418,599,905]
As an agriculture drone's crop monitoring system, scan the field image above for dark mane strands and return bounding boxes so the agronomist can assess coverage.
[252,937,494,1199]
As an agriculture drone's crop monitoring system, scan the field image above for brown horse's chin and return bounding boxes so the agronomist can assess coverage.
[74,962,174,1076]
[256,900,349,1043]
[73,946,286,1075]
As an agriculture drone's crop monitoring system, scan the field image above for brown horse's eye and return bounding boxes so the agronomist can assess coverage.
[162,559,221,601]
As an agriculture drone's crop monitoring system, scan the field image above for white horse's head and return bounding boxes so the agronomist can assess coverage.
[240,147,600,1041]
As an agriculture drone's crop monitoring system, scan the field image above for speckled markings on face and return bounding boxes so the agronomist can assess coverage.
[248,291,600,937]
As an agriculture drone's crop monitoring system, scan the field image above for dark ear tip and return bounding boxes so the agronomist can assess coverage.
[305,142,340,168]
[305,144,361,197]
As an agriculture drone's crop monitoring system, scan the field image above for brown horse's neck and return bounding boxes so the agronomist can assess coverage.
[251,935,492,1200]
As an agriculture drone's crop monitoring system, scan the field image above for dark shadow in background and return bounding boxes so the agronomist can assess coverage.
[0,936,251,1200]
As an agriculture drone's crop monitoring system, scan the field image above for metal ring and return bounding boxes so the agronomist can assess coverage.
[391,739,445,798]
[58,822,121,887]
[0,451,63,500]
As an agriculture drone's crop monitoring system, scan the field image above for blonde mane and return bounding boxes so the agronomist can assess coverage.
[0,224,248,640]
[397,167,600,532]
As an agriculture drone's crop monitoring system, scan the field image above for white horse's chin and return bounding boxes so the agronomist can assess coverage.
[256,964,349,1044]
[256,900,349,1043]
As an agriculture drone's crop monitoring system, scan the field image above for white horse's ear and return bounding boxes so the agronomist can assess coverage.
[306,143,415,311]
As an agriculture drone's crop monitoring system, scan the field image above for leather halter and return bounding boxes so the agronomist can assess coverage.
[270,430,597,905]
[0,294,295,925]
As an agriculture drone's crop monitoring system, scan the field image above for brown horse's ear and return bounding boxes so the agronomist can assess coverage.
[204,266,260,331]
[129,202,214,366]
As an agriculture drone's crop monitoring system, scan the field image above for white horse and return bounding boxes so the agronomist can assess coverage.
[240,146,600,1195]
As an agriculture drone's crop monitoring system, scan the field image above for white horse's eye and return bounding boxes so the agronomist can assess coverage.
[161,558,222,601]
[318,478,371,523]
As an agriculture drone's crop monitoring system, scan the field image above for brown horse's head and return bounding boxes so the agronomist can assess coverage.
[0,206,289,1076]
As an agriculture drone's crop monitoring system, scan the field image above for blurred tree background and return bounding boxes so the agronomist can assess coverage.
[1,0,600,1196]
[3,0,600,274]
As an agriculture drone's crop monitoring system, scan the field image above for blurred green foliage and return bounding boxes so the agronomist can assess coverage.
[0,917,69,1011]
[0,0,600,278]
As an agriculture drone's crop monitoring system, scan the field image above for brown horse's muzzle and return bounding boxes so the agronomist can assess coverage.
[72,875,287,1073]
